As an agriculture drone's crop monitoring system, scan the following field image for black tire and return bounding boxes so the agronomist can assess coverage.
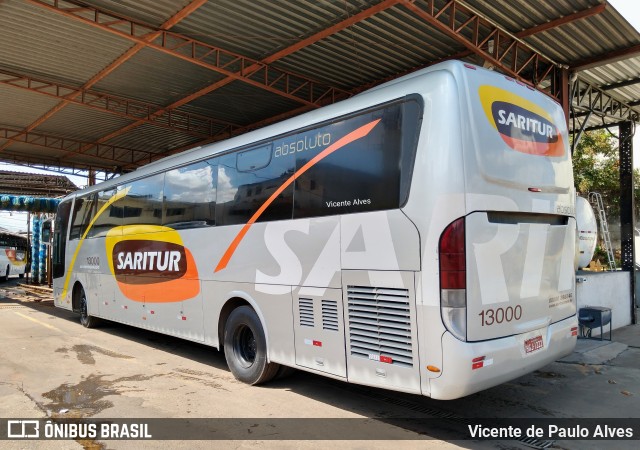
[78,286,99,328]
[18,273,24,279]
[224,305,279,385]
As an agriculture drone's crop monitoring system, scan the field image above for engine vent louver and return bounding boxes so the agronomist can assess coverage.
[347,285,413,367]
[299,298,314,327]
[322,299,339,331]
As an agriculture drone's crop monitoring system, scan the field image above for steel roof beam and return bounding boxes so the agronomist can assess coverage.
[122,101,326,170]
[351,4,605,96]
[402,0,561,98]
[28,0,350,108]
[571,43,640,72]
[0,0,208,155]
[63,0,402,168]
[0,126,150,168]
[572,77,639,123]
[569,77,640,143]
[583,120,629,132]
[602,76,640,91]
[154,0,401,113]
[0,70,238,139]
[515,3,606,38]
[0,152,115,176]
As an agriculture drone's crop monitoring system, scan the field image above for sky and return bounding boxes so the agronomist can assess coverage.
[1,2,640,233]
[608,1,640,159]
[0,162,90,234]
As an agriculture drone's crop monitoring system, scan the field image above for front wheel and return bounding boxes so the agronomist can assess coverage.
[224,306,279,385]
[78,287,98,328]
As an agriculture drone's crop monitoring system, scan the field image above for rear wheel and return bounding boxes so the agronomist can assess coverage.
[224,305,279,385]
[78,287,98,328]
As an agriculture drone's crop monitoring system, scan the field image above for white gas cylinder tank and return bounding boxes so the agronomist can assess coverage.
[575,196,598,269]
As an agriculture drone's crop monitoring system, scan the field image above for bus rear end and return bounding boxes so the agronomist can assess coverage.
[428,64,577,399]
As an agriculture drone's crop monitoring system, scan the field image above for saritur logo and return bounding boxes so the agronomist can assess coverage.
[480,85,564,157]
[106,225,199,302]
[113,240,187,280]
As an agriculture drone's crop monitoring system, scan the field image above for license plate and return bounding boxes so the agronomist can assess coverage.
[524,335,544,354]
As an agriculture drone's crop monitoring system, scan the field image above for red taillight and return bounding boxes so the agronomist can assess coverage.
[439,218,466,289]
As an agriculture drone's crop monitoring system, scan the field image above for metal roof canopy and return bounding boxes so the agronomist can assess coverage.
[0,170,77,197]
[0,0,639,176]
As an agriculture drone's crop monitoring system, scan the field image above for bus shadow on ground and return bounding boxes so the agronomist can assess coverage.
[2,283,230,373]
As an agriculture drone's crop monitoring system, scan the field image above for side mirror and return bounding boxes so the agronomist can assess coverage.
[41,221,52,243]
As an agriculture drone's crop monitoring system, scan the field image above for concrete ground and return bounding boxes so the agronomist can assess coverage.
[1,278,639,449]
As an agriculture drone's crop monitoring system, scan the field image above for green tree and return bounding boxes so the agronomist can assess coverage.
[572,130,640,219]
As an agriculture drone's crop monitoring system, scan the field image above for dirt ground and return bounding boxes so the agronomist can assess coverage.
[1,278,638,449]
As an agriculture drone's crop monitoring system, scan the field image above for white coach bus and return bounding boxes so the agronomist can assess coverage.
[0,231,28,280]
[53,61,577,400]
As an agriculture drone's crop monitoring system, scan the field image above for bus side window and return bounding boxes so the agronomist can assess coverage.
[120,173,164,229]
[217,143,294,226]
[53,199,72,279]
[69,193,97,240]
[163,158,218,229]
[88,188,120,238]
[293,102,406,218]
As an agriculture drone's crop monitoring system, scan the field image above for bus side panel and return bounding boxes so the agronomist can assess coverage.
[201,280,296,366]
[107,228,205,342]
[292,286,346,378]
[342,270,420,394]
[207,218,343,289]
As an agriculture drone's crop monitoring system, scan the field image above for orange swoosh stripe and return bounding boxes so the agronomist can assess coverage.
[215,118,381,272]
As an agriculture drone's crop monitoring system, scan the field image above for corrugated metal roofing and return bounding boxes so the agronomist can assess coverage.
[0,0,639,176]
[105,123,205,155]
[0,0,135,85]
[0,84,62,128]
[92,47,227,105]
[84,0,194,28]
[173,0,369,60]
[276,7,461,89]
[35,103,135,141]
[182,81,303,125]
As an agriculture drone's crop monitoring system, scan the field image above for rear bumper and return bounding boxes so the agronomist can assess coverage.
[429,315,577,400]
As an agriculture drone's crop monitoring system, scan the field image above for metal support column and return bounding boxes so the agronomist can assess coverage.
[619,121,637,324]
[560,68,570,130]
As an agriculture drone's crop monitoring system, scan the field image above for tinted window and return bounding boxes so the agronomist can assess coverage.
[69,194,97,240]
[293,100,421,218]
[237,145,271,171]
[53,199,72,279]
[120,174,164,228]
[217,143,294,225]
[164,159,218,229]
[88,188,120,238]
